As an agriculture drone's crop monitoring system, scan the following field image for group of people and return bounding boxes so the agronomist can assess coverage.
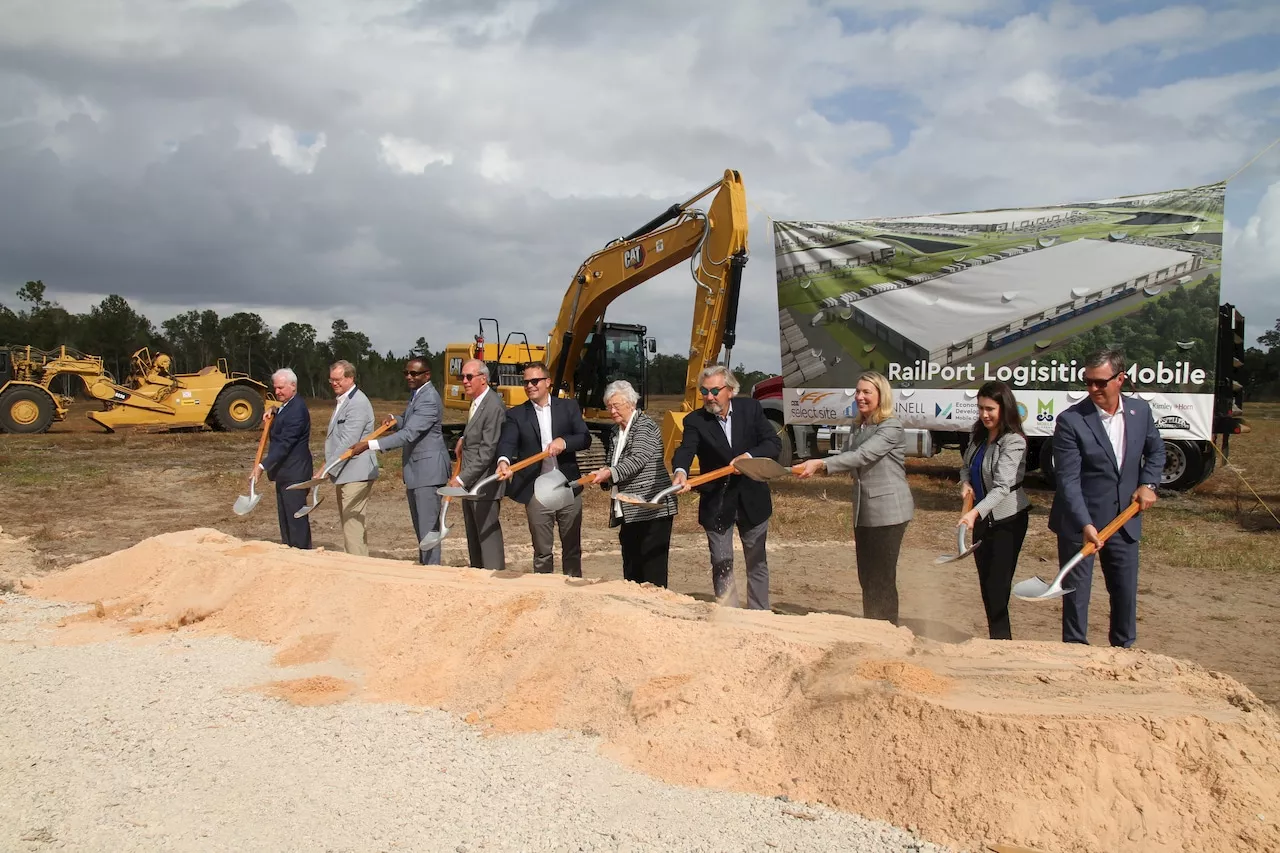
[251,346,1165,649]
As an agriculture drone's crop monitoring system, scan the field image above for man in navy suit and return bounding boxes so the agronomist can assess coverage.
[496,361,591,576]
[256,367,313,549]
[671,365,781,610]
[1049,349,1164,648]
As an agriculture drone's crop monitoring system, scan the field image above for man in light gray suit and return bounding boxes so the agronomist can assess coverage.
[449,358,506,569]
[350,357,451,565]
[323,360,378,556]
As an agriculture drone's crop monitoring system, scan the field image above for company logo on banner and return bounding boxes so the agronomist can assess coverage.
[783,388,1213,440]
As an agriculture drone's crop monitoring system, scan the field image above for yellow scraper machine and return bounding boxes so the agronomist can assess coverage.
[0,344,278,434]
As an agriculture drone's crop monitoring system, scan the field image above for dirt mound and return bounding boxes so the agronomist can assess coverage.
[0,526,43,592]
[32,529,1280,853]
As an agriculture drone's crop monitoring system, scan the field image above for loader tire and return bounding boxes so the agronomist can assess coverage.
[0,387,56,434]
[212,386,264,431]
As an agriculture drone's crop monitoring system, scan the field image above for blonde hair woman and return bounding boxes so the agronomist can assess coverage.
[795,371,914,623]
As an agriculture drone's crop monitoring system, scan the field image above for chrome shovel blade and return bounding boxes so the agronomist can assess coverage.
[232,479,260,516]
[1013,552,1083,600]
[418,500,452,550]
[293,487,324,519]
[934,524,981,565]
[533,469,575,512]
[436,486,471,497]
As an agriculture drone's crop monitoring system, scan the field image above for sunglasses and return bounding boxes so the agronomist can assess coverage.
[698,385,726,396]
[462,373,485,382]
[403,369,427,377]
[1083,371,1121,389]
[522,377,548,386]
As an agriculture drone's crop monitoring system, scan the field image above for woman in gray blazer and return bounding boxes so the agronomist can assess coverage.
[959,380,1031,640]
[796,371,913,624]
[590,380,678,588]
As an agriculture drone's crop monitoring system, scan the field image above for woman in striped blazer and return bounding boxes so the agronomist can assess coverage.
[959,380,1032,640]
[590,380,678,588]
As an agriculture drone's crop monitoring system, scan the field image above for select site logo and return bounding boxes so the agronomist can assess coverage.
[1036,399,1055,423]
[797,391,834,404]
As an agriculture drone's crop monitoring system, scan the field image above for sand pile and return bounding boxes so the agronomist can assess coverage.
[31,529,1280,853]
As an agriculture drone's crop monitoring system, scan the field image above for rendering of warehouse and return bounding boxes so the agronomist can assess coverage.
[849,238,1201,364]
[775,239,895,282]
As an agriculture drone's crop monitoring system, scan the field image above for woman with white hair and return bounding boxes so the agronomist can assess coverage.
[589,380,677,588]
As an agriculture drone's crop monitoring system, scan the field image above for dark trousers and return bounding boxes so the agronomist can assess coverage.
[972,509,1029,640]
[618,517,673,588]
[462,498,506,570]
[275,481,312,549]
[854,521,908,623]
[1058,533,1140,648]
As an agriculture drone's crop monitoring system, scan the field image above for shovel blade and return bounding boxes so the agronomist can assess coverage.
[293,491,323,518]
[436,486,471,497]
[232,493,261,516]
[286,477,328,491]
[615,492,663,508]
[533,469,576,512]
[732,457,790,482]
[1012,576,1073,600]
[418,529,445,550]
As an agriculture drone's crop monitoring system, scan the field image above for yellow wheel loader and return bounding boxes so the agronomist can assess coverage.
[0,344,278,434]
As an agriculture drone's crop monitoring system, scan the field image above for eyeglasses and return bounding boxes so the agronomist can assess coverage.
[328,378,344,384]
[605,402,627,411]
[1083,371,1121,389]
[698,385,726,396]
[522,377,548,386]
[403,369,427,377]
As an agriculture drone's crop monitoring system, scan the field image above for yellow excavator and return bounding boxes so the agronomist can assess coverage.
[0,344,277,434]
[440,169,750,465]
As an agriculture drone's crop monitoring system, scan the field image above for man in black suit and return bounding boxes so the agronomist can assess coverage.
[255,367,313,549]
[496,361,592,576]
[671,365,781,609]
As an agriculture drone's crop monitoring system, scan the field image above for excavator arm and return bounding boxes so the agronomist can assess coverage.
[546,169,749,454]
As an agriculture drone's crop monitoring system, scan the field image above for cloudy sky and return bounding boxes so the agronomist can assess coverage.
[2,0,1278,371]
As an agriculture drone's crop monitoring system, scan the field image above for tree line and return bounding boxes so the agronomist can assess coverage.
[0,281,773,401]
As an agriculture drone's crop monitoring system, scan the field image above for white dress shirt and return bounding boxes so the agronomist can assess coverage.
[1095,402,1126,472]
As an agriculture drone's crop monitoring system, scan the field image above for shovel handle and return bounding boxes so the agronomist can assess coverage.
[507,450,551,475]
[686,464,738,489]
[441,455,464,506]
[250,417,271,472]
[961,491,974,515]
[338,421,395,461]
[1081,501,1141,558]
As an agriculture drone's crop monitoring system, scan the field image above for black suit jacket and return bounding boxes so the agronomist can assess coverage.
[496,397,591,505]
[262,397,313,486]
[670,397,781,532]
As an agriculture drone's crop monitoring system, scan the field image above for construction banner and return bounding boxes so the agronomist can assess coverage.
[773,182,1225,439]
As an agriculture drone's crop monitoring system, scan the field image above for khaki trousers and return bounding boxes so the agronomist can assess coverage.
[336,480,374,556]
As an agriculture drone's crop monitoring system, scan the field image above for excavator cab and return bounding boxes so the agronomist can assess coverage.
[573,322,651,413]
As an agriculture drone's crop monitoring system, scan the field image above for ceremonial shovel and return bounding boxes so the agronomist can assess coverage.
[436,450,551,499]
[934,492,982,565]
[418,454,464,551]
[533,471,599,513]
[1012,500,1141,600]
[617,457,793,508]
[232,417,272,516]
[288,422,394,518]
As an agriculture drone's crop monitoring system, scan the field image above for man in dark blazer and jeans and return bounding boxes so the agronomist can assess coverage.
[1049,349,1164,648]
[672,365,782,609]
[256,367,313,549]
[496,361,591,576]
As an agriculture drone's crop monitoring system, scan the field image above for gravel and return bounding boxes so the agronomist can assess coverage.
[1,595,958,853]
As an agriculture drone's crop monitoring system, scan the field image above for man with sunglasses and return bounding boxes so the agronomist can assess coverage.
[350,357,450,564]
[1048,349,1164,648]
[495,362,591,576]
[450,358,507,569]
[671,365,782,609]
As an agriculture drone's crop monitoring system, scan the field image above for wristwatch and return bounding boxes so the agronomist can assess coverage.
[1142,483,1158,491]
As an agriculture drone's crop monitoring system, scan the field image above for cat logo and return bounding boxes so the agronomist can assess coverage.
[1036,399,1055,422]
[797,391,834,404]
[622,245,646,269]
